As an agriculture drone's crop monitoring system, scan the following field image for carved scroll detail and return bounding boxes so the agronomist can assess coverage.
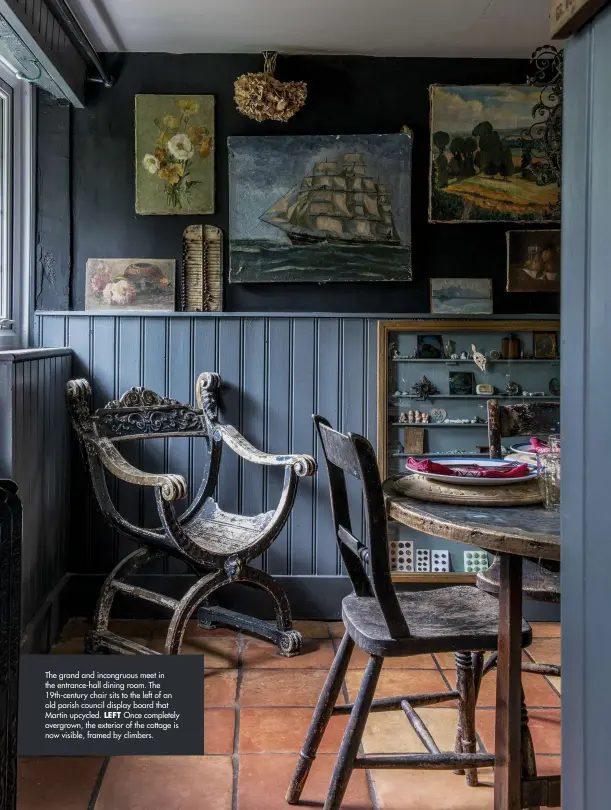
[105,387,180,409]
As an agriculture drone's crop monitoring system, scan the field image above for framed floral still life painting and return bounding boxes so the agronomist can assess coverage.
[506,230,560,292]
[86,259,176,311]
[135,94,214,215]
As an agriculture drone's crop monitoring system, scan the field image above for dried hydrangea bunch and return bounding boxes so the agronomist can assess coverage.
[234,52,307,123]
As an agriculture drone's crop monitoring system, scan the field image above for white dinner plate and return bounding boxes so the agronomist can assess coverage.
[509,442,543,459]
[405,457,538,487]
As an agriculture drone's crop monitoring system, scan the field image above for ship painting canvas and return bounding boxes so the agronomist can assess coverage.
[228,134,412,283]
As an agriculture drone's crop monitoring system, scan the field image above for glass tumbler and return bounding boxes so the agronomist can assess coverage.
[537,450,561,511]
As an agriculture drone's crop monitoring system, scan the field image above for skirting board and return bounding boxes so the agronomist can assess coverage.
[21,573,559,654]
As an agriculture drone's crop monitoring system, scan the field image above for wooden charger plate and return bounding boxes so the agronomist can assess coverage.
[393,473,543,506]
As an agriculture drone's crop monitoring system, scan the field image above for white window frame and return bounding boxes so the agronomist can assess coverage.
[0,59,34,350]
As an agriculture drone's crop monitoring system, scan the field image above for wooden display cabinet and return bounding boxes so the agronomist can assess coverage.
[378,318,560,584]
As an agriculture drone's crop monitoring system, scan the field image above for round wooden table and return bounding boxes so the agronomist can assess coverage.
[384,480,561,810]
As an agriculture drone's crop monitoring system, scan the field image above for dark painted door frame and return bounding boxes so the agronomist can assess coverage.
[562,7,611,808]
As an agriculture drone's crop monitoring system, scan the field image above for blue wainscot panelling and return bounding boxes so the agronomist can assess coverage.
[0,348,72,640]
[34,312,559,621]
[34,313,379,612]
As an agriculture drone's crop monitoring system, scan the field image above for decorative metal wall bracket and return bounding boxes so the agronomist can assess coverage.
[519,45,563,218]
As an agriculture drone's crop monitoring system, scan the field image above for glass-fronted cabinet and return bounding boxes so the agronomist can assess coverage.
[378,318,560,583]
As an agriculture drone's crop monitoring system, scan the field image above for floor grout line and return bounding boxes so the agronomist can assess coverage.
[230,633,245,810]
[87,756,111,810]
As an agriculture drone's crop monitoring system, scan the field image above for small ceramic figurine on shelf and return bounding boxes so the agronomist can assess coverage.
[460,351,468,360]
[444,340,456,359]
[421,412,430,424]
[399,412,408,423]
[414,410,422,423]
[471,344,487,373]
[408,410,415,423]
[450,353,459,360]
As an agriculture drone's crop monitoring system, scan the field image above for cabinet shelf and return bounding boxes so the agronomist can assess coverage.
[379,318,560,589]
[391,422,486,428]
[392,358,559,364]
[391,573,477,584]
[391,395,559,401]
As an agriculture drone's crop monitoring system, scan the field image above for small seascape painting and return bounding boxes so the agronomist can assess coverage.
[135,94,215,215]
[228,133,413,283]
[429,85,560,223]
[506,230,560,292]
[86,259,176,311]
[430,278,493,315]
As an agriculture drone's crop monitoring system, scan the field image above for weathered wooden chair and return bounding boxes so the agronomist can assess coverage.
[287,416,533,810]
[66,372,316,657]
[475,399,561,682]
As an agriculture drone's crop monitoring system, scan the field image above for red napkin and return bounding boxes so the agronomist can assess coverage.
[530,437,550,454]
[406,457,531,479]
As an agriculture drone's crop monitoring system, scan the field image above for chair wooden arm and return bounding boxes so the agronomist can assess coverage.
[93,437,188,502]
[216,424,316,476]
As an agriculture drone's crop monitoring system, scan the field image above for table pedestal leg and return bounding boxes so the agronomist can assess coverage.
[495,553,523,810]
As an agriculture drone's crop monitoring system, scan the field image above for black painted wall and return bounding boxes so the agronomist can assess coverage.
[36,53,560,314]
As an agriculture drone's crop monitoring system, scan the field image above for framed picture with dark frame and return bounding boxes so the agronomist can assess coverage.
[506,230,560,293]
[533,332,558,359]
[449,371,475,395]
[417,334,444,359]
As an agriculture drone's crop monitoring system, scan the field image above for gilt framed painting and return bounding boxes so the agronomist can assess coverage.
[135,94,215,215]
[429,85,560,224]
[228,133,413,283]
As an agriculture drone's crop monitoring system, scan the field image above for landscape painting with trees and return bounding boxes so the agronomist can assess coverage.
[429,85,560,223]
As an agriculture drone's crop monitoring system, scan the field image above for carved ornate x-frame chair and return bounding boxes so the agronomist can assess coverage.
[66,372,316,657]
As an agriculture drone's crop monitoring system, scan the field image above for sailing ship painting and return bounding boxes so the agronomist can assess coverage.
[228,134,412,283]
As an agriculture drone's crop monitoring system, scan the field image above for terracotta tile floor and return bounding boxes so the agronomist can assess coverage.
[18,619,561,810]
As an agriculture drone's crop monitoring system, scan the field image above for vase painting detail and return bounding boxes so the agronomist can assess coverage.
[86,259,176,311]
[429,85,560,223]
[135,95,214,215]
[228,133,412,283]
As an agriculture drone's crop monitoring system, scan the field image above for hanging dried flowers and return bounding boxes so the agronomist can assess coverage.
[234,52,307,123]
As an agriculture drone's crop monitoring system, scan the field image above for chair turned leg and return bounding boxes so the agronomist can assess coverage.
[324,653,383,810]
[521,688,540,810]
[453,651,479,787]
[286,631,355,805]
[472,651,485,702]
